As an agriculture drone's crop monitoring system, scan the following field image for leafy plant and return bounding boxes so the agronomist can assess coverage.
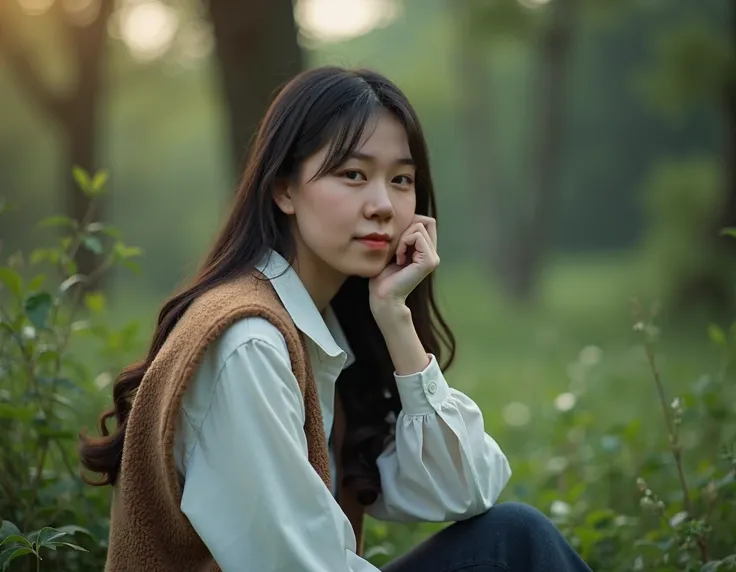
[0,521,88,572]
[0,168,143,571]
[628,295,736,571]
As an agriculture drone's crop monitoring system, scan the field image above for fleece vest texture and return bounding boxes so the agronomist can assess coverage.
[104,273,365,571]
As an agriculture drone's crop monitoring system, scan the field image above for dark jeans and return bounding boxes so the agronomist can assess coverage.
[382,502,593,572]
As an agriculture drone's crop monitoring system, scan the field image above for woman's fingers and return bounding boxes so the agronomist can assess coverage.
[414,224,435,258]
[397,220,438,266]
[413,229,439,268]
[397,222,423,265]
[398,230,438,272]
[413,215,437,249]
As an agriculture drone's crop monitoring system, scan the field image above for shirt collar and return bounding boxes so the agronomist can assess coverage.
[255,250,355,368]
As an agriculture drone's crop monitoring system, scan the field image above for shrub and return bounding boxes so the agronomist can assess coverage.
[0,169,142,571]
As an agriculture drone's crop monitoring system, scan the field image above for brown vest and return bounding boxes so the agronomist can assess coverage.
[105,273,365,571]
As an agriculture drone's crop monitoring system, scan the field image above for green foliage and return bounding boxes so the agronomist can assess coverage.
[0,523,88,572]
[638,155,733,309]
[466,0,630,43]
[465,0,541,41]
[364,243,736,570]
[636,19,732,119]
[0,169,142,571]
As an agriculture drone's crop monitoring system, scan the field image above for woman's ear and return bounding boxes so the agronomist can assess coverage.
[273,179,295,215]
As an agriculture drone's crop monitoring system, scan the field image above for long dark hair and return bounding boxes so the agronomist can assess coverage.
[79,66,456,506]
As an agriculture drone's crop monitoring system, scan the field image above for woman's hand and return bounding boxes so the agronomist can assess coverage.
[369,215,439,323]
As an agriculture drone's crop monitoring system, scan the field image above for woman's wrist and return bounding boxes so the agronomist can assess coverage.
[371,299,410,329]
[374,304,430,376]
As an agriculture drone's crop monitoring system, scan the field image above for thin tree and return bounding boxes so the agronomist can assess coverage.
[510,0,577,301]
[0,0,115,278]
[456,0,577,302]
[207,0,303,174]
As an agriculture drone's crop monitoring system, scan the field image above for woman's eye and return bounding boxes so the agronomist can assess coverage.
[343,170,366,182]
[394,175,414,186]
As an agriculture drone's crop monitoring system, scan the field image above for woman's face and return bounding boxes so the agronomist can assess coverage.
[276,109,417,280]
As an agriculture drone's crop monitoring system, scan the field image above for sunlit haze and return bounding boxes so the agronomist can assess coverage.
[295,0,398,43]
[118,0,178,61]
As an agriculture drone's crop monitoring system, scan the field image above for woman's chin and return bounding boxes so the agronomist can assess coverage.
[345,259,391,279]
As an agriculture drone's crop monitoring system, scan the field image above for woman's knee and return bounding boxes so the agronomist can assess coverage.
[473,501,558,539]
[462,502,591,571]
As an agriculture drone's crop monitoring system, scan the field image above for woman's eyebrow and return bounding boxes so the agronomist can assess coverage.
[348,151,415,166]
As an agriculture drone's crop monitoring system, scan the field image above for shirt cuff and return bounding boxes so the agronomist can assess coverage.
[393,354,449,415]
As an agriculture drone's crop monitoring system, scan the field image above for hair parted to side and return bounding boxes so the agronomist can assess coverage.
[79,66,456,505]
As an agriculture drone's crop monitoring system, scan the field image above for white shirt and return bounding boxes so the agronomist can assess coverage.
[173,250,512,572]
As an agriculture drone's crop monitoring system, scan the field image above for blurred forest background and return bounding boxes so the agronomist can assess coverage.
[1,0,736,570]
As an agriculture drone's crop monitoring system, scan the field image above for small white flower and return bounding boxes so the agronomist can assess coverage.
[633,322,645,332]
[550,500,571,517]
[22,326,36,339]
[95,372,113,390]
[614,515,631,527]
[71,320,91,333]
[670,398,683,415]
[578,345,602,366]
[669,511,688,527]
[554,392,576,412]
[502,402,531,427]
[546,456,568,474]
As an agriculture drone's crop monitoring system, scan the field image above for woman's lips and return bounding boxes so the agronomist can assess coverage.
[356,238,390,250]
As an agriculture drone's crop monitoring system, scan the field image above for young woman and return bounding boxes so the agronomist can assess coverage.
[80,67,591,572]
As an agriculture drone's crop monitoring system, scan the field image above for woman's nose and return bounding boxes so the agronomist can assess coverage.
[364,183,395,219]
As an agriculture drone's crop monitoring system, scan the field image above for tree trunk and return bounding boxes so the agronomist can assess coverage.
[705,0,736,311]
[0,0,113,283]
[677,0,736,315]
[208,0,303,175]
[508,0,576,302]
[64,87,100,280]
[65,5,110,280]
[721,0,736,236]
[454,3,512,289]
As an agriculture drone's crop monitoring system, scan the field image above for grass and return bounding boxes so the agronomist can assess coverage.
[440,254,709,414]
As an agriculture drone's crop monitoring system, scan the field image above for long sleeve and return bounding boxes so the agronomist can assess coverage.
[368,354,512,523]
[178,336,379,572]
